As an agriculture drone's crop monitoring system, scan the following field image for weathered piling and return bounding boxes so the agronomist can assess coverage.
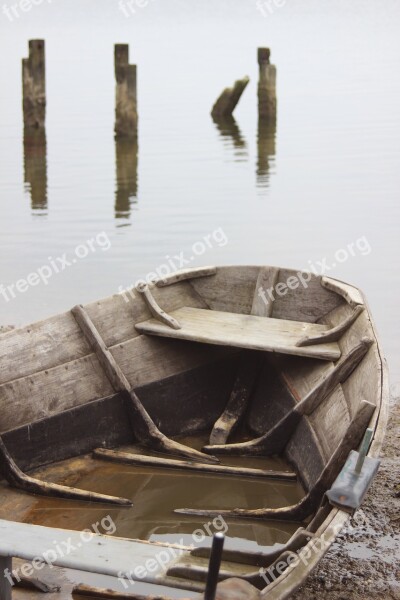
[211,76,249,118]
[22,40,46,129]
[115,137,138,219]
[114,44,138,138]
[258,47,277,120]
[257,118,276,188]
[23,128,48,212]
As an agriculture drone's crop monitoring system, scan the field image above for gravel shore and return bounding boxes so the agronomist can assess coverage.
[292,396,400,600]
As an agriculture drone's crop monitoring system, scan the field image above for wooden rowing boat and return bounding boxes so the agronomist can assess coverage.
[0,265,389,599]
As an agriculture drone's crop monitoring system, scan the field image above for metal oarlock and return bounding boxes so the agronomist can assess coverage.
[204,532,225,600]
[327,428,380,513]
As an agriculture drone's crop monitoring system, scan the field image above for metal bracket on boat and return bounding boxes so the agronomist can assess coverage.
[156,266,217,288]
[326,428,380,513]
[136,282,181,329]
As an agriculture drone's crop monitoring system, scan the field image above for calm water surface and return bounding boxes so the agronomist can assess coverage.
[0,0,399,394]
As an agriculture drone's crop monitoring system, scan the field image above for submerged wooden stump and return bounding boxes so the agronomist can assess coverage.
[22,40,46,129]
[211,76,250,118]
[114,44,138,139]
[258,48,276,121]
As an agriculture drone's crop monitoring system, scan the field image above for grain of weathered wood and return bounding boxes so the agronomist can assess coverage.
[203,338,371,456]
[209,352,264,445]
[0,555,12,600]
[0,436,131,505]
[211,77,250,118]
[0,338,232,435]
[189,266,261,315]
[136,284,181,329]
[73,585,174,599]
[136,307,341,360]
[297,305,364,346]
[271,271,343,323]
[93,449,296,480]
[175,400,376,521]
[251,266,280,318]
[321,276,364,307]
[72,305,218,465]
[210,267,279,445]
[156,266,217,287]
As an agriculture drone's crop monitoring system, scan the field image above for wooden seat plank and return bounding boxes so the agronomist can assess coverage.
[136,308,341,361]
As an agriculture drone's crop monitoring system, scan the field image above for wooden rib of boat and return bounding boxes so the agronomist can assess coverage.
[0,265,389,600]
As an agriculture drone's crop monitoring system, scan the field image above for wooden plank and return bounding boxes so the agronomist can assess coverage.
[271,271,343,323]
[0,520,188,584]
[136,284,181,329]
[321,276,364,307]
[0,313,91,386]
[174,399,376,522]
[0,342,235,437]
[71,305,218,464]
[0,434,132,506]
[0,556,12,600]
[251,266,279,318]
[189,266,261,315]
[93,449,296,481]
[136,307,341,361]
[203,338,371,457]
[156,266,217,287]
[209,267,279,446]
[0,281,207,385]
[297,305,364,347]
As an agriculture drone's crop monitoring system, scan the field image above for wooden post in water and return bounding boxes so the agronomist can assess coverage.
[114,44,138,138]
[258,47,276,121]
[211,76,250,119]
[22,40,46,129]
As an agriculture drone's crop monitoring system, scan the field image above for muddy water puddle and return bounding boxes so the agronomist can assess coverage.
[19,434,304,552]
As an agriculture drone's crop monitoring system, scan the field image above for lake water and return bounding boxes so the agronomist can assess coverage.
[0,0,399,391]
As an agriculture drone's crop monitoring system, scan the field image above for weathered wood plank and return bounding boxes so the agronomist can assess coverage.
[0,556,12,600]
[271,271,343,323]
[0,281,207,385]
[210,267,279,445]
[0,520,187,584]
[71,305,218,464]
[93,449,296,481]
[0,436,131,506]
[136,307,341,361]
[0,313,91,386]
[156,266,217,287]
[297,305,364,347]
[189,266,261,315]
[175,399,376,521]
[321,276,364,307]
[203,339,371,456]
[136,284,181,329]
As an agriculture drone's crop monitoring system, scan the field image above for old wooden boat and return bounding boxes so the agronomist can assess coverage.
[0,265,389,600]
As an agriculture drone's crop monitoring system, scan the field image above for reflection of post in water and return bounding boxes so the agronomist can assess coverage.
[23,128,48,213]
[212,115,248,160]
[257,118,276,189]
[115,137,138,221]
